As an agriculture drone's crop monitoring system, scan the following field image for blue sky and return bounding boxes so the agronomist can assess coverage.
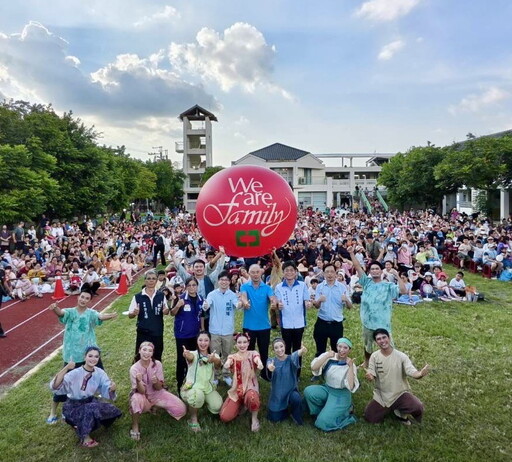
[1,0,511,166]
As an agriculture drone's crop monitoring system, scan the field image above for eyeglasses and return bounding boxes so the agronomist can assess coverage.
[146,277,157,280]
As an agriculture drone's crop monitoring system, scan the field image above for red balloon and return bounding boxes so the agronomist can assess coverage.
[196,165,297,257]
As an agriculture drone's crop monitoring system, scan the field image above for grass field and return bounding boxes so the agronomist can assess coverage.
[1,268,511,462]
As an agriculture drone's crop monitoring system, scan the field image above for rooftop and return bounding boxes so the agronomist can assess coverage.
[179,105,218,122]
[248,142,311,161]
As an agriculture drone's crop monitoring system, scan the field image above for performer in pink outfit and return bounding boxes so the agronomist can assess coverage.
[129,342,186,440]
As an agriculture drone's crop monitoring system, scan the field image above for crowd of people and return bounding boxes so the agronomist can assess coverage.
[2,206,511,444]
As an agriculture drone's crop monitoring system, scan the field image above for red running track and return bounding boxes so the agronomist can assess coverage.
[0,289,122,393]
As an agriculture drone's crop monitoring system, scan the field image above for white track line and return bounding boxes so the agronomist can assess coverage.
[4,295,72,334]
[0,330,64,380]
[0,291,114,380]
[0,269,143,390]
[0,299,22,312]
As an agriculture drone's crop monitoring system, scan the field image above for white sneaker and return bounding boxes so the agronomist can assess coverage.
[223,377,233,387]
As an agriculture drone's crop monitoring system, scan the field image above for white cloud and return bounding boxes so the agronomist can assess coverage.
[356,0,421,22]
[134,5,180,27]
[0,21,217,122]
[449,86,510,114]
[378,39,405,60]
[169,22,293,100]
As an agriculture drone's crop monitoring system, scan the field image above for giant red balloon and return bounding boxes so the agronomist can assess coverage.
[196,165,297,257]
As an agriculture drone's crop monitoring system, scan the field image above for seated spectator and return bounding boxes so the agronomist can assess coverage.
[456,238,472,269]
[81,265,101,296]
[472,240,484,268]
[436,272,462,301]
[449,271,467,298]
[482,243,503,277]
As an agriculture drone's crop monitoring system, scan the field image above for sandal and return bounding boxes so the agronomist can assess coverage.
[46,416,59,425]
[393,409,412,426]
[188,421,201,432]
[81,439,99,448]
[130,430,141,441]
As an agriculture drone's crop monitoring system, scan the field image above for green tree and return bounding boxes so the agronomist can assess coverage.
[146,160,185,208]
[378,145,450,210]
[435,135,512,191]
[434,134,512,217]
[200,165,224,186]
[0,144,59,223]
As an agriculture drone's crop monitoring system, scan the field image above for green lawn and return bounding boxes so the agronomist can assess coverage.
[1,269,511,462]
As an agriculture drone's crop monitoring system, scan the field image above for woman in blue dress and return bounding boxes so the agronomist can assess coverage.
[304,337,359,431]
[51,346,122,448]
[266,338,307,424]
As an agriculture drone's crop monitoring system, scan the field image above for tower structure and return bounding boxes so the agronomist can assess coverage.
[175,105,217,212]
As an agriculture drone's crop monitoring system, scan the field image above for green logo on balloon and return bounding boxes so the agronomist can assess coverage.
[236,230,260,247]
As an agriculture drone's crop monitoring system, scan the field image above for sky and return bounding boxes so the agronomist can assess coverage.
[1,0,511,167]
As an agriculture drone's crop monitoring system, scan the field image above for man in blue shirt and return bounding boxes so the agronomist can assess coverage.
[313,263,352,358]
[205,270,241,385]
[240,264,277,381]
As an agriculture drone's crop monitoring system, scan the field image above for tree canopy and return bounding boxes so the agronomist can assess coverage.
[379,134,512,211]
[0,100,184,223]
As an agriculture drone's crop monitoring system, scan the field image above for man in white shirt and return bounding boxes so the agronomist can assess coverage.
[274,261,311,366]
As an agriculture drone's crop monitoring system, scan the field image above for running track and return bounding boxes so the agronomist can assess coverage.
[0,288,123,394]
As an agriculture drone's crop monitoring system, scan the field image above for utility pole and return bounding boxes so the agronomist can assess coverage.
[148,146,169,162]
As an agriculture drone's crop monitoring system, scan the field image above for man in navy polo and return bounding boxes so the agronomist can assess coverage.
[128,269,169,361]
[240,264,277,381]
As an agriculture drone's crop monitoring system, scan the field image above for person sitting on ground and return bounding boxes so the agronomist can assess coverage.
[448,271,467,298]
[364,328,430,426]
[436,272,462,301]
[129,341,186,440]
[81,264,101,296]
[13,272,38,300]
[181,332,223,432]
[267,338,307,425]
[51,346,122,448]
[304,337,358,431]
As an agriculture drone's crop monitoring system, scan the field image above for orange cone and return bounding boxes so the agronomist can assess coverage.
[52,274,66,300]
[116,270,128,295]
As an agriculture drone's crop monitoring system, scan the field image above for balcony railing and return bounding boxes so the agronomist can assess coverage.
[297,177,327,185]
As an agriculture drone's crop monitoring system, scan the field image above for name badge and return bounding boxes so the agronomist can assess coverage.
[184,304,191,312]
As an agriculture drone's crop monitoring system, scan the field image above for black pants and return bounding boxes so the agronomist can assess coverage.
[281,327,304,376]
[175,337,198,390]
[135,330,164,362]
[82,282,100,295]
[243,328,271,380]
[153,245,166,267]
[313,318,343,357]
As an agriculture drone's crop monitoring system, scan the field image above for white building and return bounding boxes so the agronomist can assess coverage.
[232,143,393,212]
[175,105,217,212]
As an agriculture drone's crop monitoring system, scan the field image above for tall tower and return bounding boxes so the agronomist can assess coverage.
[175,105,218,212]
